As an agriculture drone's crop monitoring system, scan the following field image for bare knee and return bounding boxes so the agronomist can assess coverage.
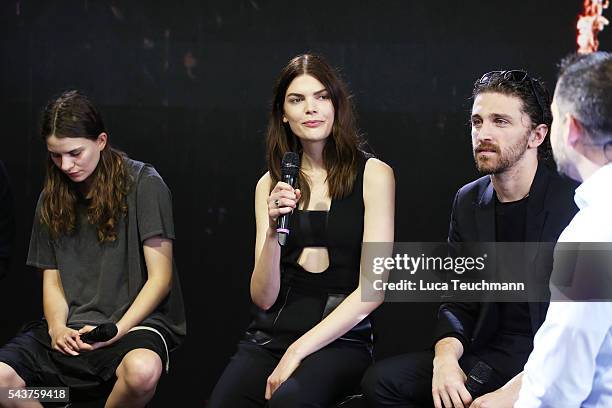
[0,363,25,388]
[116,350,162,396]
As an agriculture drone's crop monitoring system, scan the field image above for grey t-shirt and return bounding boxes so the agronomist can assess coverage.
[27,158,186,349]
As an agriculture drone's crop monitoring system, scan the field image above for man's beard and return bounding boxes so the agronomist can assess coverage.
[473,131,530,174]
[552,139,569,176]
[552,139,580,181]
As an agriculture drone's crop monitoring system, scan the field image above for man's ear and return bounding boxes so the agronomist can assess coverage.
[529,124,548,148]
[567,115,585,147]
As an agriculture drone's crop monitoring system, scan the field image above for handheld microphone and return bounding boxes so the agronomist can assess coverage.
[277,152,300,246]
[80,322,118,344]
[465,361,493,396]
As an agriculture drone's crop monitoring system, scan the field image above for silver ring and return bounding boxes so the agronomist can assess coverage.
[274,199,280,207]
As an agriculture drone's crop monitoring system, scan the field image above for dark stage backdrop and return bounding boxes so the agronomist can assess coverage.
[1,0,608,405]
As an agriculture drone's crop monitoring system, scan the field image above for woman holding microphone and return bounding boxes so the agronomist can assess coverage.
[209,53,395,407]
[0,90,185,407]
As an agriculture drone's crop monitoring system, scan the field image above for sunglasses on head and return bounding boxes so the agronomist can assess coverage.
[478,70,546,121]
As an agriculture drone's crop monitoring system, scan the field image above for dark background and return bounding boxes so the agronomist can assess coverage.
[1,0,609,405]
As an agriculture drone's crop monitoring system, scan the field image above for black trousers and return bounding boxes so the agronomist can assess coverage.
[360,350,506,408]
[208,341,372,408]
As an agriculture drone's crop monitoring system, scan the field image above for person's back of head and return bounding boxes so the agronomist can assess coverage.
[556,52,612,148]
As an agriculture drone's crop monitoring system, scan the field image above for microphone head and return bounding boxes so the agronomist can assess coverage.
[97,322,118,340]
[80,322,118,344]
[281,152,300,178]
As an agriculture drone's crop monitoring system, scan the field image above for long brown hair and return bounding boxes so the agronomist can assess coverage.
[40,90,129,243]
[266,54,364,207]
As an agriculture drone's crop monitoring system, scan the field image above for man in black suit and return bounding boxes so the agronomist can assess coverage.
[0,160,14,279]
[361,71,578,408]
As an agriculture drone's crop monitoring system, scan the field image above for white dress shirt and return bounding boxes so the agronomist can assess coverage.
[516,163,612,408]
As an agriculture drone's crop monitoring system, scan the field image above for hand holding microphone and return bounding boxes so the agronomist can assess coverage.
[268,184,300,226]
[79,322,118,344]
[269,152,300,246]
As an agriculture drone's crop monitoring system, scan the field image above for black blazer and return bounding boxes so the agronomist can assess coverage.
[433,163,579,351]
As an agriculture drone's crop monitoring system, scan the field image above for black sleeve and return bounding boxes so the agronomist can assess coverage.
[26,193,58,270]
[432,189,481,350]
[448,190,462,244]
[136,165,176,242]
[0,161,15,278]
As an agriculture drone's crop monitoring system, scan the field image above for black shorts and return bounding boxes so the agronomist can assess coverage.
[0,320,169,401]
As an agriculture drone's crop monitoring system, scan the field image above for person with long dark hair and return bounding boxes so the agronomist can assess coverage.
[0,90,186,408]
[208,54,395,407]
